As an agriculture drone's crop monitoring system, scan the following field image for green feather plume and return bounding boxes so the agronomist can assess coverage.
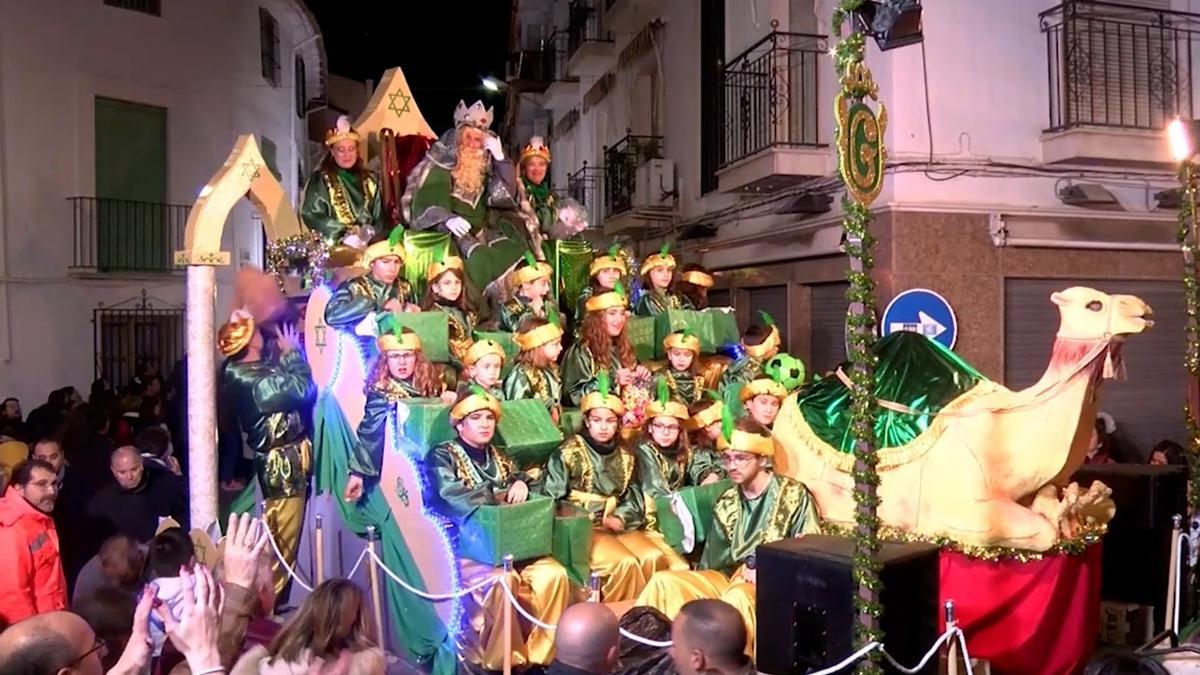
[468,383,488,398]
[721,388,737,443]
[681,327,694,340]
[607,243,620,259]
[759,311,776,328]
[613,280,627,298]
[547,311,560,327]
[387,226,404,248]
[705,389,721,403]
[656,376,669,406]
[658,242,670,257]
[523,250,538,267]
[377,312,401,336]
[596,371,611,398]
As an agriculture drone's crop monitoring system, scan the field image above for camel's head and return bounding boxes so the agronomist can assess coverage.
[1052,286,1154,341]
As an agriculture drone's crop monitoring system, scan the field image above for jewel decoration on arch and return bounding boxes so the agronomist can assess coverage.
[836,61,887,206]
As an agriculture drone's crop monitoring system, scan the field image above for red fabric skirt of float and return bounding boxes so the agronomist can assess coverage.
[938,544,1102,675]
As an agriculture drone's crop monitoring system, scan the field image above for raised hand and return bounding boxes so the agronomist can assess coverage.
[158,565,224,674]
[107,583,158,675]
[484,134,505,161]
[276,323,303,354]
[223,512,268,590]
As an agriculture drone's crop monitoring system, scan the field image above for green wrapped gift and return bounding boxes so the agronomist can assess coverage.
[458,494,554,566]
[551,503,594,585]
[654,309,740,358]
[497,400,564,469]
[627,316,658,362]
[472,330,519,379]
[707,309,740,349]
[391,312,451,363]
[403,399,455,458]
[654,479,733,554]
[559,408,583,435]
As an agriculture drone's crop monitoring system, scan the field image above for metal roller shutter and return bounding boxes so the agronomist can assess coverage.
[810,282,850,377]
[748,285,790,352]
[1004,279,1185,460]
[708,288,732,308]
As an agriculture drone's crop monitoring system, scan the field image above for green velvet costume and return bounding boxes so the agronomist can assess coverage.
[632,440,724,501]
[633,289,693,317]
[654,366,706,404]
[429,302,476,371]
[324,273,416,332]
[503,364,562,414]
[699,474,821,575]
[521,176,557,233]
[573,285,599,328]
[348,378,424,481]
[300,168,382,245]
[423,439,524,522]
[498,293,561,334]
[719,355,766,394]
[221,349,316,499]
[560,342,623,408]
[542,433,644,528]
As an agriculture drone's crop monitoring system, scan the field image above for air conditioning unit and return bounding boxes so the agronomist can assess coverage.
[634,159,675,208]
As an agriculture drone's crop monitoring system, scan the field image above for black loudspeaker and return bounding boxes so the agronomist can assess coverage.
[756,535,941,675]
[1071,464,1188,633]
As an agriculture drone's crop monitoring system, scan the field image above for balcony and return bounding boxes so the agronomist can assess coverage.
[568,163,606,230]
[69,197,188,275]
[602,133,676,235]
[540,32,581,110]
[566,0,614,78]
[1040,0,1198,167]
[716,31,830,194]
[508,32,569,95]
[603,0,663,33]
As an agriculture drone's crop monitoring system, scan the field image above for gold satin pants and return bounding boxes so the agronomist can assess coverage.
[459,556,572,669]
[263,494,307,597]
[635,569,758,657]
[589,530,687,601]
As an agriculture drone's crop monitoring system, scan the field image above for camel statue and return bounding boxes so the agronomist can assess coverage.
[774,286,1154,551]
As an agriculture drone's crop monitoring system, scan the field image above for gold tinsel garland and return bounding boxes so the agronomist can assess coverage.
[822,522,1105,563]
[265,231,328,291]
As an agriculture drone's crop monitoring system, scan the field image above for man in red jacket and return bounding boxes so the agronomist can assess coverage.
[0,458,67,624]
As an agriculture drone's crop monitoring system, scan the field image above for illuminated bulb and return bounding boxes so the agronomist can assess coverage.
[1168,117,1194,164]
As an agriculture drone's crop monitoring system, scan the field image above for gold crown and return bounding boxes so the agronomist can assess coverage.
[680,270,714,288]
[454,100,495,130]
[450,390,502,423]
[427,255,464,281]
[581,391,625,417]
[687,400,724,430]
[362,240,405,267]
[324,115,362,147]
[585,290,628,313]
[218,310,255,357]
[740,378,787,402]
[640,251,677,277]
[514,322,563,352]
[726,430,774,457]
[519,136,551,164]
[744,325,781,361]
[379,330,422,353]
[464,339,506,367]
[645,398,689,421]
[663,331,700,354]
[511,260,553,288]
[589,254,627,277]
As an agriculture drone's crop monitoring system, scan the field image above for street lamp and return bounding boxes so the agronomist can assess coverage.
[481,76,502,92]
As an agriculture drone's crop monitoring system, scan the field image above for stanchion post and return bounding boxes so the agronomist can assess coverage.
[589,571,601,603]
[944,600,960,675]
[315,515,325,584]
[503,554,514,675]
[366,525,385,646]
[1168,514,1183,635]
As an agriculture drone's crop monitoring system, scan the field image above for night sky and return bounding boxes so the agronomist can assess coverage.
[303,0,512,133]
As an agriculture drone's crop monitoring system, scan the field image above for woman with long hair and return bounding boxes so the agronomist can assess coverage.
[300,115,383,264]
[232,579,384,675]
[560,287,647,407]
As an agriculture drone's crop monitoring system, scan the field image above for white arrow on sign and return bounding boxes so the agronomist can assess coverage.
[889,311,947,339]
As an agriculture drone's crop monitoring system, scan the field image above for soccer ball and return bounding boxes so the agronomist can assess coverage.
[765,353,807,392]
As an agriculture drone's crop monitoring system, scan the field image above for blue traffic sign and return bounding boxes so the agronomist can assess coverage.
[881,288,958,350]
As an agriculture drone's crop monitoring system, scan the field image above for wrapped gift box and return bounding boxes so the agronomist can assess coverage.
[654,479,733,553]
[472,330,519,379]
[497,400,564,469]
[551,503,594,585]
[391,312,450,363]
[627,316,658,362]
[654,309,740,358]
[559,408,583,435]
[402,399,455,457]
[458,495,554,566]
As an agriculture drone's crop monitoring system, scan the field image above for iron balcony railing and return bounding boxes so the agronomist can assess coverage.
[1041,0,1199,131]
[509,32,576,89]
[568,163,606,227]
[603,133,663,218]
[719,30,827,169]
[567,0,612,59]
[69,196,189,273]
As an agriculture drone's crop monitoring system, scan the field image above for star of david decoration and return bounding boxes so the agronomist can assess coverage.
[314,322,327,354]
[395,477,410,507]
[388,90,413,117]
[239,159,262,180]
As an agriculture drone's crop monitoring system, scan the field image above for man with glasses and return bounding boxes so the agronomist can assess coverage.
[634,419,822,657]
[0,458,67,624]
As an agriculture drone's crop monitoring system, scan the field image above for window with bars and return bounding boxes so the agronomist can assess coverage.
[260,8,281,87]
[104,0,161,16]
[295,56,307,118]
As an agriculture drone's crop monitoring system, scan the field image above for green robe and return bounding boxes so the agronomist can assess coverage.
[424,438,522,523]
[348,378,423,480]
[699,474,821,576]
[542,433,644,529]
[719,355,766,394]
[300,168,382,245]
[654,366,706,404]
[221,349,315,499]
[498,293,560,333]
[429,303,475,371]
[633,289,692,317]
[521,176,557,233]
[503,364,562,414]
[632,440,724,501]
[559,341,623,408]
[324,273,416,331]
[573,285,599,327]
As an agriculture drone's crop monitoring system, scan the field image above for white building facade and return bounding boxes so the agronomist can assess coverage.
[0,0,325,404]
[506,0,1194,455]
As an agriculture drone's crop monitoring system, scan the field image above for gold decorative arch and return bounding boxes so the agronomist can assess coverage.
[176,134,302,264]
[354,66,438,162]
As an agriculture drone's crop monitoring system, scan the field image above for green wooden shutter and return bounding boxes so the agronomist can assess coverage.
[94,97,167,271]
